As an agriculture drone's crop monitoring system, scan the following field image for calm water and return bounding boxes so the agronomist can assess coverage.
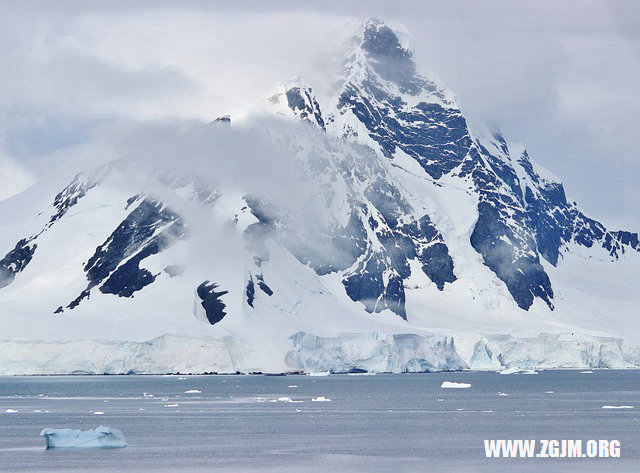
[0,371,638,472]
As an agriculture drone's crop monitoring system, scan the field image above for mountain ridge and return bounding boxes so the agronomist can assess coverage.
[0,19,638,374]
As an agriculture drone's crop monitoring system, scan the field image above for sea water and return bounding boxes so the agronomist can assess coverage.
[0,370,638,472]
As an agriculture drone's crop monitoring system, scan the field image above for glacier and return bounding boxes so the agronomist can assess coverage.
[40,426,127,449]
[0,19,638,375]
[0,331,638,375]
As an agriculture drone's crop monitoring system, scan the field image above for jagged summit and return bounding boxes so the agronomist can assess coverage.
[360,18,414,58]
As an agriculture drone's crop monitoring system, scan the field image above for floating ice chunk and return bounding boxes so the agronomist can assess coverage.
[288,385,298,388]
[307,371,331,377]
[40,426,127,449]
[545,391,554,394]
[580,371,594,374]
[602,405,634,409]
[177,377,186,380]
[33,410,42,413]
[164,404,179,407]
[500,367,538,375]
[184,390,201,394]
[312,396,331,402]
[441,381,471,389]
[93,412,104,415]
[142,393,154,398]
[498,392,508,396]
[5,409,18,413]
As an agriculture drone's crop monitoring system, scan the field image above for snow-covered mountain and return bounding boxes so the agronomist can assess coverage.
[1,19,639,374]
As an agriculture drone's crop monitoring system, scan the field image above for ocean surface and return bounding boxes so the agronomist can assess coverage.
[0,370,638,472]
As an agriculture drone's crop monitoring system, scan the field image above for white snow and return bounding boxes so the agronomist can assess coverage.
[40,426,127,449]
[312,396,331,402]
[440,382,471,389]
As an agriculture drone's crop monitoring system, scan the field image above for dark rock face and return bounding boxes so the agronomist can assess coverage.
[68,198,187,308]
[245,277,255,308]
[285,86,325,130]
[0,239,37,289]
[470,201,553,310]
[255,274,273,296]
[0,170,106,291]
[243,145,455,320]
[196,280,228,325]
[49,173,102,225]
[331,21,639,311]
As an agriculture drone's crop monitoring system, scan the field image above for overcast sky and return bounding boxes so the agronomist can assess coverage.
[1,0,638,230]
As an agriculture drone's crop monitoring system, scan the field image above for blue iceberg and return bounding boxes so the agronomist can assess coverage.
[40,425,128,449]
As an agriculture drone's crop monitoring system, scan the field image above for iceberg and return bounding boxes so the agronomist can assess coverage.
[40,426,127,449]
[440,381,471,389]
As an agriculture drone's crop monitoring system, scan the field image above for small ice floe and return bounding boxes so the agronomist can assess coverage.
[441,381,471,389]
[177,377,186,380]
[580,371,594,374]
[602,405,634,409]
[545,391,554,394]
[275,397,302,403]
[500,367,538,375]
[5,409,18,413]
[41,426,127,449]
[498,392,508,396]
[347,372,376,376]
[483,410,494,413]
[33,410,42,413]
[288,385,298,388]
[184,390,202,394]
[307,371,330,377]
[142,393,154,398]
[164,404,179,408]
[312,396,331,402]
[437,398,444,402]
[456,408,464,411]
[93,412,104,415]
